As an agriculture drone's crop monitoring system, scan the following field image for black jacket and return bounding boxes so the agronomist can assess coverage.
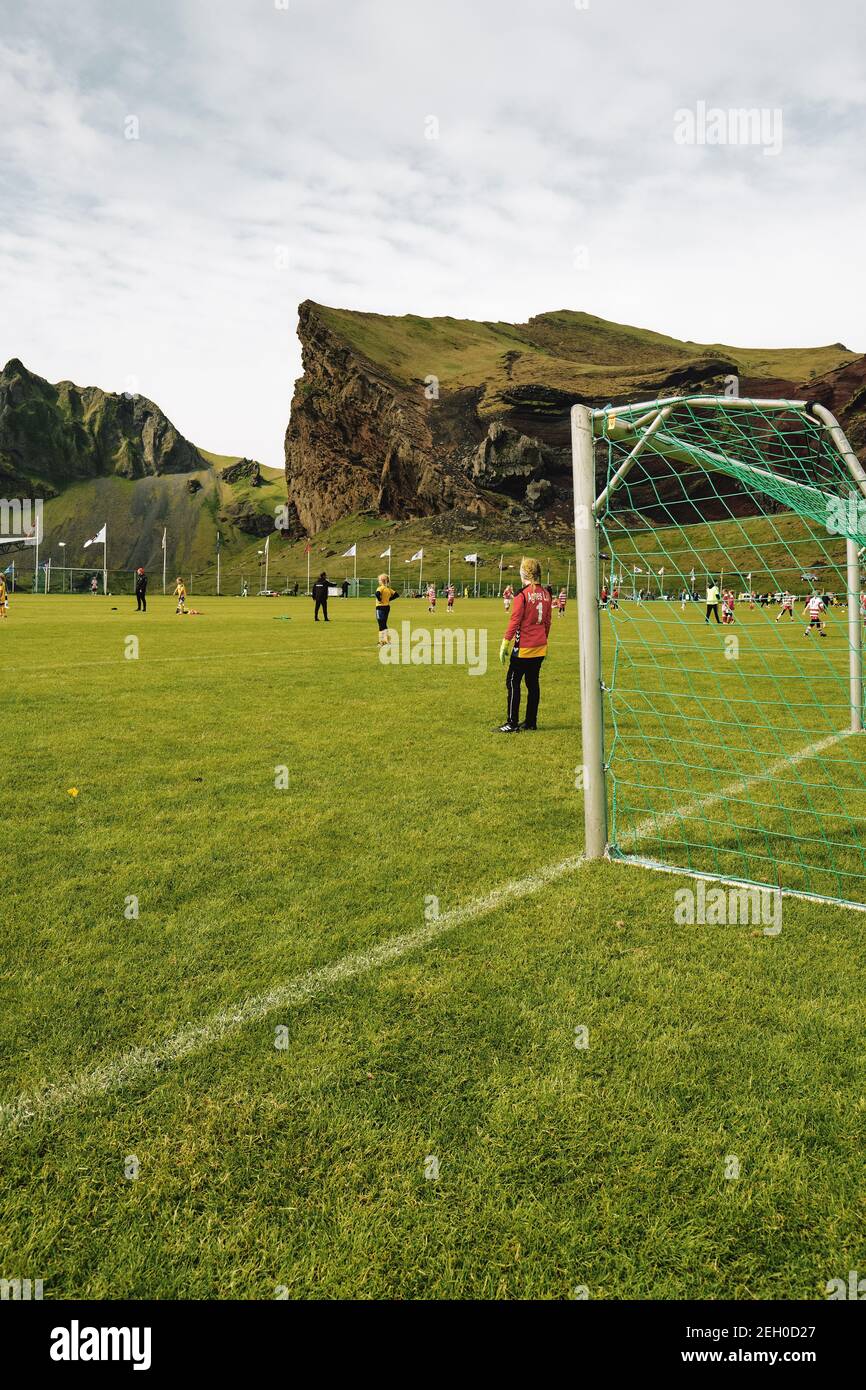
[311,579,330,601]
[135,573,147,593]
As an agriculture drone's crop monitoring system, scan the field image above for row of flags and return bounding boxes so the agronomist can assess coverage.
[340,544,479,563]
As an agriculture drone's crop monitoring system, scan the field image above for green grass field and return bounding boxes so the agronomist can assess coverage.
[1,593,864,1300]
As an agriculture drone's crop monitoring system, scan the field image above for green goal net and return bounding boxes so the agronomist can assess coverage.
[586,394,866,910]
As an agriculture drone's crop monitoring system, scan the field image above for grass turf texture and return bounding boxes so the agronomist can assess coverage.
[1,595,864,1299]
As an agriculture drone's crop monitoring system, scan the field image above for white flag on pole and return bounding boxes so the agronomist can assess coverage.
[464,552,478,563]
[409,548,423,561]
[380,546,391,558]
[162,528,166,550]
[342,543,356,557]
[83,524,106,548]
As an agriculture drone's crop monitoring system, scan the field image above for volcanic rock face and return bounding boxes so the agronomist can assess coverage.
[471,421,543,491]
[285,302,488,533]
[220,457,262,485]
[217,497,274,537]
[285,302,866,533]
[0,358,204,492]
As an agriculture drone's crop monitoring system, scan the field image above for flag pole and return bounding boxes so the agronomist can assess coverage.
[264,537,270,592]
[566,557,572,598]
[354,548,357,594]
[306,544,311,595]
[162,529,167,595]
[216,532,221,597]
[447,548,451,587]
[497,553,503,596]
[103,528,108,595]
[418,552,423,594]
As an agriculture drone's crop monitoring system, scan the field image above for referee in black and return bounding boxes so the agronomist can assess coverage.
[312,571,332,621]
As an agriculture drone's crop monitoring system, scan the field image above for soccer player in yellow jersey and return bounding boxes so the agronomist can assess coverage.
[374,573,398,646]
[174,577,187,614]
[0,571,7,618]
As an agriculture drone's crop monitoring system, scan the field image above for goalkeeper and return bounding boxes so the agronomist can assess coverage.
[496,556,552,733]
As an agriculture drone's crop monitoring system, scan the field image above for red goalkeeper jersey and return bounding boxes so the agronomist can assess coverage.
[505,583,552,657]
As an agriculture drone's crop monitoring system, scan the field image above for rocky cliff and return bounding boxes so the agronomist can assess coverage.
[285,301,866,532]
[285,302,487,533]
[0,358,205,495]
[0,359,285,570]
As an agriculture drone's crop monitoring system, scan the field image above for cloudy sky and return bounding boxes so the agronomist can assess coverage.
[1,0,864,467]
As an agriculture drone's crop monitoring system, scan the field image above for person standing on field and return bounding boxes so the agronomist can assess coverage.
[312,571,331,621]
[0,569,8,618]
[497,556,552,733]
[174,576,187,614]
[135,567,147,612]
[374,573,398,647]
[705,580,721,624]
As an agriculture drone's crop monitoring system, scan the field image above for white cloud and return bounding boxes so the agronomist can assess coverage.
[1,0,864,467]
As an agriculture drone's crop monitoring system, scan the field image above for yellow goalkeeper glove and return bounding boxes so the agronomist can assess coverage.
[499,638,512,665]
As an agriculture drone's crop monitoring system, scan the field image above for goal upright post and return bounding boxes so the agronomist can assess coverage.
[847,536,863,733]
[571,403,608,860]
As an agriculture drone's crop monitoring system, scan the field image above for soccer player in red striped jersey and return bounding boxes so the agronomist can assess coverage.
[496,556,552,732]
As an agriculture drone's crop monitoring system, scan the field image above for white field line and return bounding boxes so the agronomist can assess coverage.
[0,854,584,1136]
[0,730,849,1135]
[619,728,850,849]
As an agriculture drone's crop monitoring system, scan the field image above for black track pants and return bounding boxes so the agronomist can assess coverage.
[314,598,329,621]
[506,655,544,728]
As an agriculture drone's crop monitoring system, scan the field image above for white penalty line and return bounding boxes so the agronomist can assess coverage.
[618,728,851,850]
[0,729,851,1135]
[0,853,585,1136]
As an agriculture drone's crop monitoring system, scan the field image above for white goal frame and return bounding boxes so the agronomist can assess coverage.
[571,395,866,887]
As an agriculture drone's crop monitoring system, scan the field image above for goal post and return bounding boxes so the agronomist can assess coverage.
[572,393,866,910]
[572,403,608,859]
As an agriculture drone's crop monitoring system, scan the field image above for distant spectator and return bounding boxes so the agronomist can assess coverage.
[341,579,349,598]
[134,567,147,612]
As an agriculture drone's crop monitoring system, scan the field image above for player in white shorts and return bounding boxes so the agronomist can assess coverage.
[804,593,827,637]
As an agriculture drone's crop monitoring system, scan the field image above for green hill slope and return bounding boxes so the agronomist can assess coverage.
[313,304,858,414]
